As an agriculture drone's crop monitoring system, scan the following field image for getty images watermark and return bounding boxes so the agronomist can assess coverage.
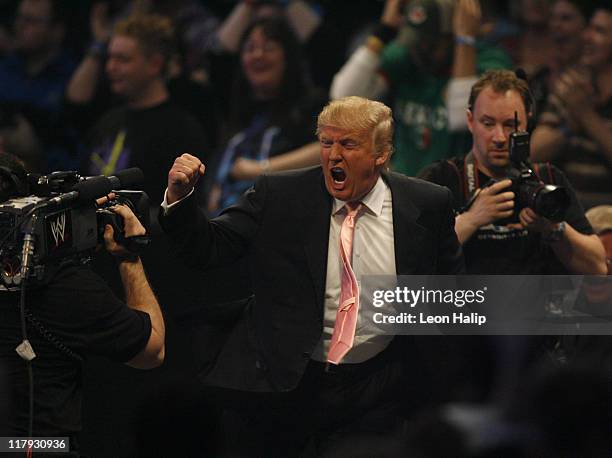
[359,275,612,335]
[372,286,487,326]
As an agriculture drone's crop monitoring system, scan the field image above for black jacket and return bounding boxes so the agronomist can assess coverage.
[159,166,464,392]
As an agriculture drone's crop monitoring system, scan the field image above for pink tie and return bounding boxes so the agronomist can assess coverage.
[327,202,363,365]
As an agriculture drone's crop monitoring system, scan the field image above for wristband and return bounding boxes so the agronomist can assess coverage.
[455,35,476,47]
[366,35,385,53]
[543,221,566,243]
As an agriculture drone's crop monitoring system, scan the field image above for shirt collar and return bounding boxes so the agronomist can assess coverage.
[332,176,387,217]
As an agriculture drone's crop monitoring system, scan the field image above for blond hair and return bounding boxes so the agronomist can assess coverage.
[317,96,394,158]
[114,14,175,63]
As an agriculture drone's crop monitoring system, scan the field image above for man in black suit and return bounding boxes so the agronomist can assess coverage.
[160,96,464,455]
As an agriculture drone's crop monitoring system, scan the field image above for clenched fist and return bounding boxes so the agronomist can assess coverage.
[167,153,206,204]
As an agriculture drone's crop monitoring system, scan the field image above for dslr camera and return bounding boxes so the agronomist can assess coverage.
[487,114,570,223]
[0,168,149,290]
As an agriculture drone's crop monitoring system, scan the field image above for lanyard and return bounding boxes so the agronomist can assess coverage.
[90,130,127,176]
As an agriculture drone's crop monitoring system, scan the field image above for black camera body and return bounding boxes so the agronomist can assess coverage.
[486,126,569,224]
[0,169,148,290]
[96,190,150,252]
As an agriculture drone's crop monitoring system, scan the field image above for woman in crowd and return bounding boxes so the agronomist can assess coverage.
[208,17,326,213]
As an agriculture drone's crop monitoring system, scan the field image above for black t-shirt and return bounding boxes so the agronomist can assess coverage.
[0,264,151,439]
[418,157,594,274]
[86,100,209,204]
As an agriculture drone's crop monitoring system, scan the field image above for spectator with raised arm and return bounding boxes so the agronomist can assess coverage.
[331,0,510,176]
[215,0,344,90]
[85,14,208,204]
[531,5,612,208]
[529,0,590,120]
[207,17,325,213]
[66,1,220,146]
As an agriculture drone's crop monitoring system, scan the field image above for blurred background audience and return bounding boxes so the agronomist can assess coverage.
[331,0,511,176]
[207,16,325,213]
[84,13,208,204]
[531,4,612,209]
[0,0,77,171]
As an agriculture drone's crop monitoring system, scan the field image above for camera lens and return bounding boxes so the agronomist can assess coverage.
[532,185,570,220]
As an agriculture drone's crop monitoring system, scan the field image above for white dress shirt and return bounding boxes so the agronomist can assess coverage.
[311,176,396,363]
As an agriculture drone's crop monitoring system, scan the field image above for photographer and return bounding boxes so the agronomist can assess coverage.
[418,70,606,276]
[417,69,605,405]
[0,153,164,454]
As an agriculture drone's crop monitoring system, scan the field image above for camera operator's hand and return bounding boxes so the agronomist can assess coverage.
[103,204,145,261]
[167,153,205,205]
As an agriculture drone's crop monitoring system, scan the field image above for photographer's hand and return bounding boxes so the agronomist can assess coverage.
[518,208,607,275]
[167,153,205,205]
[455,179,514,244]
[516,207,555,234]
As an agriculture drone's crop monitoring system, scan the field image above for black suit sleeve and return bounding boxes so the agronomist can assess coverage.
[437,187,465,274]
[159,175,268,269]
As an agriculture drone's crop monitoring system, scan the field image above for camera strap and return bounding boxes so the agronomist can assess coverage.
[462,152,480,198]
[447,152,480,212]
[532,162,556,185]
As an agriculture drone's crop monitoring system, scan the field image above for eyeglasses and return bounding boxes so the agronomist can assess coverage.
[242,41,282,55]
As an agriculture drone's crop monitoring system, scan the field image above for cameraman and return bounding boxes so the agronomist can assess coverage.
[418,70,606,276]
[0,153,164,454]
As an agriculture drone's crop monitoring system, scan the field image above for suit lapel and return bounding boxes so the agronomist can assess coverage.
[384,172,427,274]
[300,170,332,318]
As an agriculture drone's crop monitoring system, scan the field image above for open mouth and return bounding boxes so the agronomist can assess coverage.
[331,167,346,184]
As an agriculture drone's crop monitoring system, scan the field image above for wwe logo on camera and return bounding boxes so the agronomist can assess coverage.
[46,210,72,251]
[50,212,66,246]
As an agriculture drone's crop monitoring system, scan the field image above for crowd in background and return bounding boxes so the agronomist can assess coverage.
[0,0,611,456]
[0,0,609,211]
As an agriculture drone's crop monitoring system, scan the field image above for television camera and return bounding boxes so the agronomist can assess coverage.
[0,168,149,290]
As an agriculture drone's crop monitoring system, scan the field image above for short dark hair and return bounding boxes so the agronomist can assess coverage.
[468,70,534,116]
